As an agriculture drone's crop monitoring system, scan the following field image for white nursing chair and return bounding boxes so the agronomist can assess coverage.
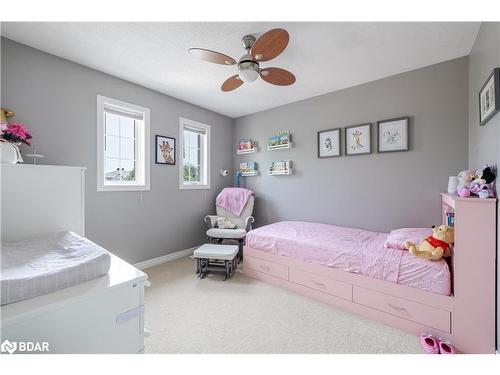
[204,195,255,262]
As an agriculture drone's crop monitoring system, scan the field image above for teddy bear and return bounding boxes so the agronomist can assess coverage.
[457,170,474,194]
[404,225,454,261]
[216,217,236,229]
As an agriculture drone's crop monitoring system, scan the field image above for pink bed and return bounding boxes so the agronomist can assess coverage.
[246,221,451,296]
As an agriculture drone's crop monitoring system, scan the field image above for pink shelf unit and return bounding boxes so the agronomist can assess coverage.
[441,193,497,354]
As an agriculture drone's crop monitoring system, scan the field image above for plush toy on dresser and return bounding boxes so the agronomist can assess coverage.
[405,225,454,261]
[470,166,496,198]
[457,170,474,197]
[457,165,496,198]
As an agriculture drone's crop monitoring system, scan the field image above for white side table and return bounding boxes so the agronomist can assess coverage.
[194,244,239,280]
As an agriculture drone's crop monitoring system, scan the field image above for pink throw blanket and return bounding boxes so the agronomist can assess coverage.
[216,188,255,216]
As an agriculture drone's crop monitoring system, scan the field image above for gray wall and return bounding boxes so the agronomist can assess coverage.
[467,22,500,351]
[234,57,469,233]
[1,38,234,264]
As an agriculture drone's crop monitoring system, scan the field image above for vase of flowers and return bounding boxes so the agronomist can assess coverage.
[0,121,32,164]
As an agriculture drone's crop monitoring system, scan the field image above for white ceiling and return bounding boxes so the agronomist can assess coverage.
[1,22,480,118]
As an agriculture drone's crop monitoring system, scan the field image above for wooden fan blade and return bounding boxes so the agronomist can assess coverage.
[221,75,244,92]
[188,48,236,65]
[260,68,296,86]
[251,28,289,62]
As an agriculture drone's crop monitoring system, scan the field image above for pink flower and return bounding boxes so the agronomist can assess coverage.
[0,122,32,146]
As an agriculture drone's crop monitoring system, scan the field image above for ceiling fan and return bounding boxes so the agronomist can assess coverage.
[188,28,296,92]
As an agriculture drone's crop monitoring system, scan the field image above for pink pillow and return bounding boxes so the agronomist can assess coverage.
[384,228,432,250]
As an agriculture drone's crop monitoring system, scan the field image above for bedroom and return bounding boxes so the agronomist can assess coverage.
[1,1,500,372]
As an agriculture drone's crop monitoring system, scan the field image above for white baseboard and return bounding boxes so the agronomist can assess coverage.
[134,246,198,270]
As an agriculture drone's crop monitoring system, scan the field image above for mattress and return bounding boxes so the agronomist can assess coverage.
[246,221,451,296]
[1,231,111,305]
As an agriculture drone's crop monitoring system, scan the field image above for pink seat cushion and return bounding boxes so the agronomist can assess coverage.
[384,228,433,250]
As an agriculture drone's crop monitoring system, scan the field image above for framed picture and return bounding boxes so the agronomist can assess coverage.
[377,117,409,153]
[479,68,500,126]
[155,135,176,165]
[317,128,341,158]
[345,123,371,156]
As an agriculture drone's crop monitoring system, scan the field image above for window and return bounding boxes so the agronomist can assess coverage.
[97,95,150,191]
[179,117,211,189]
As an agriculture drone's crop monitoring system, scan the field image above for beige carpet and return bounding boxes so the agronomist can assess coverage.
[144,256,423,354]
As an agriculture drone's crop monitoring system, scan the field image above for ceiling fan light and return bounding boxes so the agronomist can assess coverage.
[238,61,260,83]
[239,69,259,83]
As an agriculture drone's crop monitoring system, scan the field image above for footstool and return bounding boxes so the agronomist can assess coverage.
[194,244,239,281]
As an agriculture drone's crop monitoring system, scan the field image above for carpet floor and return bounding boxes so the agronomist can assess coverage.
[144,256,423,354]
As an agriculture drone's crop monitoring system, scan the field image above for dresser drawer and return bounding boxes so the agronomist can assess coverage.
[353,286,451,332]
[289,268,352,300]
[244,256,288,280]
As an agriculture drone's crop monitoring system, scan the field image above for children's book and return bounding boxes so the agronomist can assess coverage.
[238,139,254,151]
[268,130,290,147]
[240,161,256,174]
[269,160,290,172]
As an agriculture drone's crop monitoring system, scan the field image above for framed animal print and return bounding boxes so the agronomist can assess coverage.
[317,128,341,158]
[479,68,500,126]
[377,117,409,153]
[155,135,176,165]
[345,123,371,156]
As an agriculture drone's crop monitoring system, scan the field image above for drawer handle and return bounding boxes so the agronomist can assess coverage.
[259,264,271,272]
[387,302,409,315]
[311,280,326,289]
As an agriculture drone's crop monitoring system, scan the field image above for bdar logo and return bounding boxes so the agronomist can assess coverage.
[1,340,17,354]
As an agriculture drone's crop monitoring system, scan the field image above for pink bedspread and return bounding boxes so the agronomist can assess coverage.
[246,221,451,296]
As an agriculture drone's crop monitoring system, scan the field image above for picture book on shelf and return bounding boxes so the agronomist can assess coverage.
[269,160,290,173]
[268,130,290,147]
[446,212,455,227]
[240,161,256,174]
[238,139,254,151]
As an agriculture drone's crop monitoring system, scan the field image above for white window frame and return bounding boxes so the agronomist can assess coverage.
[179,117,211,190]
[97,95,150,192]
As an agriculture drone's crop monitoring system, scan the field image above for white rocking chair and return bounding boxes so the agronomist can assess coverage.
[204,195,255,263]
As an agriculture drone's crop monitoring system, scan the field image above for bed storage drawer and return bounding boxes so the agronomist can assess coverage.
[289,268,352,300]
[244,256,288,280]
[353,286,451,333]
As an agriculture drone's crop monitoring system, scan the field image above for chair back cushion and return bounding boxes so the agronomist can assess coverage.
[216,195,254,229]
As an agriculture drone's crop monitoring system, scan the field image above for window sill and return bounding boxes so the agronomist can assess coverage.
[179,184,211,190]
[97,184,151,192]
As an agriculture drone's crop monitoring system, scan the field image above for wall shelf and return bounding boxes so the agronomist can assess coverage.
[268,169,293,176]
[268,142,292,151]
[240,171,258,177]
[237,148,257,155]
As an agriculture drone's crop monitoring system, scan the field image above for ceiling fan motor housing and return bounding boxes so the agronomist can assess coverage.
[238,53,260,82]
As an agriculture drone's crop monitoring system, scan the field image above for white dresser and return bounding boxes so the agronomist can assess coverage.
[1,164,148,353]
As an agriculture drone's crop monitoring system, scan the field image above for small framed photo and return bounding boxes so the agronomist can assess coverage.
[317,128,341,158]
[155,135,176,165]
[377,117,409,153]
[479,68,500,126]
[345,123,371,156]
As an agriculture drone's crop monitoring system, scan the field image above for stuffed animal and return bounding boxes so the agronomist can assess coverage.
[216,217,236,229]
[469,165,496,198]
[404,225,454,261]
[457,170,474,192]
